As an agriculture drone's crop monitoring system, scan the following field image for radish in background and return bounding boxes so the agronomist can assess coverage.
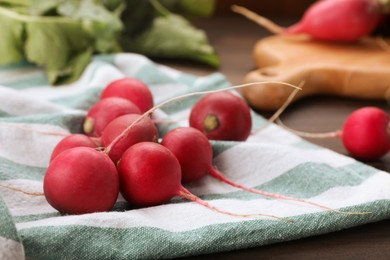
[233,0,388,42]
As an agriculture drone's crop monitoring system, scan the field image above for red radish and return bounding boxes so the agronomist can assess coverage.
[83,97,141,137]
[189,91,252,141]
[161,127,362,214]
[277,106,390,161]
[117,142,287,220]
[341,106,390,160]
[287,0,385,41]
[233,0,385,42]
[117,142,181,207]
[161,127,212,183]
[101,77,154,113]
[101,114,159,163]
[50,134,101,162]
[44,147,119,215]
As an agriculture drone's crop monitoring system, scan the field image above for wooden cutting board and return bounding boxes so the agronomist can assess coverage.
[241,35,390,111]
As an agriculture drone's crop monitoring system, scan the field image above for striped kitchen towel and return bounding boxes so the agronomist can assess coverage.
[0,53,389,260]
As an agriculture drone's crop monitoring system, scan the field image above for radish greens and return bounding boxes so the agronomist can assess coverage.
[0,0,218,85]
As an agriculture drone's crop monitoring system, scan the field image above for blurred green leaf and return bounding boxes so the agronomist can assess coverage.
[0,1,123,84]
[0,7,24,64]
[57,0,124,52]
[0,0,219,85]
[122,13,219,67]
[47,48,93,85]
[24,17,94,83]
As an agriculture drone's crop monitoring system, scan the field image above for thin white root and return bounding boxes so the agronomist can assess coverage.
[275,118,342,138]
[0,184,44,196]
[178,187,293,221]
[105,81,302,153]
[231,5,285,34]
[0,123,69,136]
[253,82,303,134]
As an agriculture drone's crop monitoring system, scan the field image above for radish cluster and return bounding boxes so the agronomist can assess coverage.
[43,77,377,217]
[44,77,158,214]
[43,78,265,217]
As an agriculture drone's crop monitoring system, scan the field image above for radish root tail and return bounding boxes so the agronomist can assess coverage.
[276,118,342,138]
[178,187,293,221]
[231,5,285,35]
[210,168,371,215]
[253,82,303,134]
[0,184,44,196]
[0,123,69,137]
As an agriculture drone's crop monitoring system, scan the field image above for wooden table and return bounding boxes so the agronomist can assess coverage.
[155,14,390,259]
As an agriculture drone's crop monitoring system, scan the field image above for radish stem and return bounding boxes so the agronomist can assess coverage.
[253,85,302,134]
[178,186,293,221]
[208,167,370,215]
[0,123,69,137]
[276,118,342,138]
[231,5,285,34]
[0,184,44,196]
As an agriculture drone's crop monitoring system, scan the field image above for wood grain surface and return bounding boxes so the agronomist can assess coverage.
[242,35,390,111]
